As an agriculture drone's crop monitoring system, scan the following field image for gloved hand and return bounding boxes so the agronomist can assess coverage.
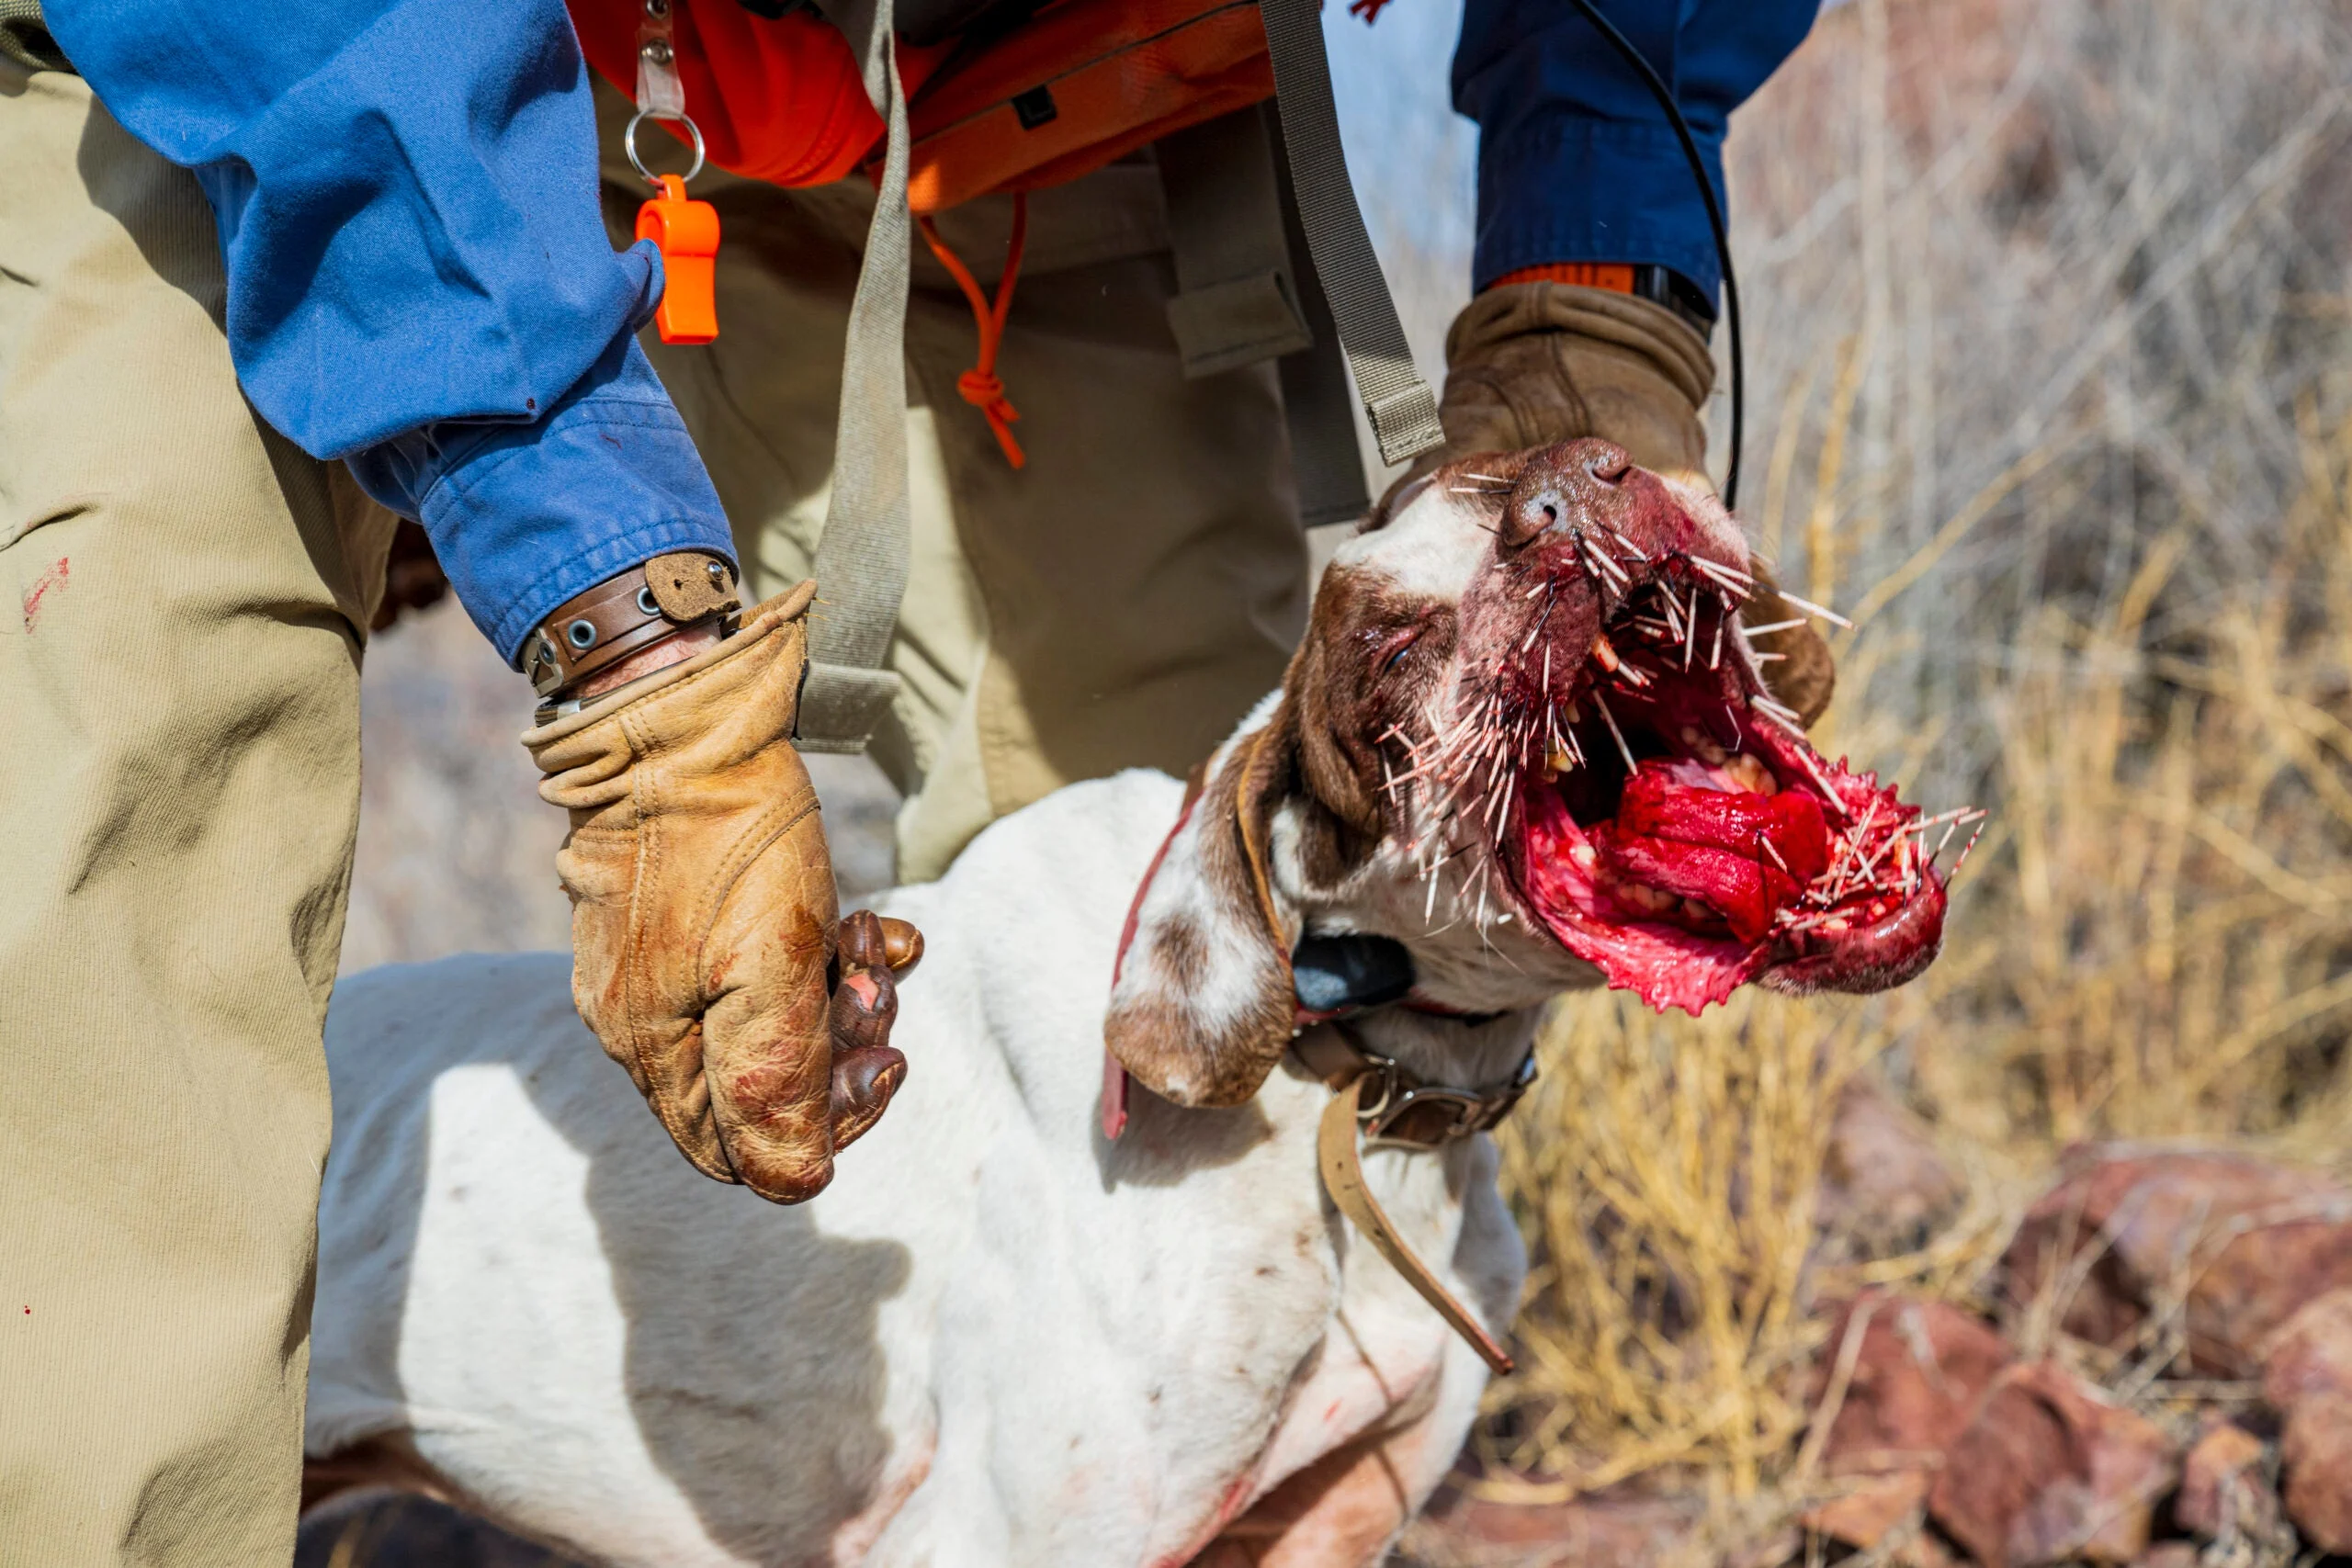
[1424,280,1836,728]
[525,581,922,1202]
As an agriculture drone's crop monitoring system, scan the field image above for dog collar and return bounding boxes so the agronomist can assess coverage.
[1289,1020,1530,1376]
[1289,1022,1535,1151]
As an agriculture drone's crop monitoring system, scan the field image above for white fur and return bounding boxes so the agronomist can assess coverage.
[1329,482,1490,602]
[305,471,1623,1564]
[311,769,1529,1568]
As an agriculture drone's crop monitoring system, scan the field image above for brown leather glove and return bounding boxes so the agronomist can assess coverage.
[1426,281,1835,727]
[525,581,921,1202]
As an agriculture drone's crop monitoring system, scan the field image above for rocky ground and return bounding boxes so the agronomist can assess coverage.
[1396,1134,2352,1568]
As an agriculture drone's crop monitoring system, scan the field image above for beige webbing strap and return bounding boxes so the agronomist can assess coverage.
[1317,1075,1516,1376]
[798,0,914,753]
[1257,0,1445,467]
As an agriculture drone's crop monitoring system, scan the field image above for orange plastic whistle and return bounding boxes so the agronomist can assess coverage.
[636,175,719,345]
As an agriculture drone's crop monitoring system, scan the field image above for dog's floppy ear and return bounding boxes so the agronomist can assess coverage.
[1104,711,1301,1108]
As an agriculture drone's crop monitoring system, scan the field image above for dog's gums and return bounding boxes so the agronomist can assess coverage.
[1389,441,1965,1014]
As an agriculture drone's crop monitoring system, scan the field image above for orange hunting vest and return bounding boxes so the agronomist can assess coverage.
[568,0,1278,215]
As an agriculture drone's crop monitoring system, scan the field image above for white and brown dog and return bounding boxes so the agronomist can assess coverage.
[305,441,1948,1566]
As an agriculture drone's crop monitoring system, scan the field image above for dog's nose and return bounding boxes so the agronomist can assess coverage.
[1498,439,1634,553]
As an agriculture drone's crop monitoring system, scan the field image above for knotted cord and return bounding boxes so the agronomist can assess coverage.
[917,191,1030,468]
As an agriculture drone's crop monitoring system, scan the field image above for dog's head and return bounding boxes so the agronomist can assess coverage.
[1105,439,1955,1109]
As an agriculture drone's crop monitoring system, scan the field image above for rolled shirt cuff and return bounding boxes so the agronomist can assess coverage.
[1473,116,1730,302]
[345,329,737,665]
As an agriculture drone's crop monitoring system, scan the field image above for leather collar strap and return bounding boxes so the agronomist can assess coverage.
[1294,1021,1525,1376]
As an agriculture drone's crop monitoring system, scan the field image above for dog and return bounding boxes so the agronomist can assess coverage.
[303,441,1948,1566]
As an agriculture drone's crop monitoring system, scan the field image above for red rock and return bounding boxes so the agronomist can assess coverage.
[1900,1528,1968,1568]
[1397,1484,1701,1568]
[2278,1408,2352,1554]
[2172,1417,2274,1540]
[2001,1146,2352,1374]
[1800,1293,2009,1550]
[2261,1287,2352,1551]
[1813,1292,2013,1471]
[1803,1472,1930,1550]
[1927,1360,2178,1567]
[1815,1078,1968,1258]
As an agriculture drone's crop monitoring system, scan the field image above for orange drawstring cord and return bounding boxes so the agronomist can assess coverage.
[917,192,1029,469]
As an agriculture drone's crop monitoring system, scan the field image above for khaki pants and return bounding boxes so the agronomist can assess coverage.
[599,87,1311,881]
[0,64,394,1567]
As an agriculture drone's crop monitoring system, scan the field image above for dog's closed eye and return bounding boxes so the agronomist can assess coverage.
[1372,626,1421,680]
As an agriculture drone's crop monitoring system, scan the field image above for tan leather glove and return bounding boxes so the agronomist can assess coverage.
[525,581,919,1202]
[1428,281,1835,727]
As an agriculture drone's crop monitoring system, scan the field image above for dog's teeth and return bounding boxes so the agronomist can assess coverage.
[1590,634,1622,672]
[1570,841,1598,870]
[1545,746,1575,779]
[1723,753,1778,795]
[1679,726,1728,766]
[1614,881,1679,915]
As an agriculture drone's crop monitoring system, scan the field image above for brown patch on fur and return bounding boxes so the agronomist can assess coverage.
[1154,914,1211,990]
[1105,566,1458,1109]
[1105,732,1297,1110]
[1274,566,1457,888]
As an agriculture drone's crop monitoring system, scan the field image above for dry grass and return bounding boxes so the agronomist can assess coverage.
[1483,992,1889,1500]
[1479,0,2352,1505]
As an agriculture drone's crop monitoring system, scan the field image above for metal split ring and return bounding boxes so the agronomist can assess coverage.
[624,107,706,186]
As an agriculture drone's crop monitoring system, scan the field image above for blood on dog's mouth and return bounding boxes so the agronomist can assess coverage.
[1409,446,1968,1014]
[1510,616,1959,1013]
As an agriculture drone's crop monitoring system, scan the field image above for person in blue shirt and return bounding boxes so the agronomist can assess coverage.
[0,0,1818,1559]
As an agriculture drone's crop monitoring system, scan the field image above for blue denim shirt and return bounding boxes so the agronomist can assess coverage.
[45,0,1816,663]
[43,0,734,663]
[1455,0,1821,296]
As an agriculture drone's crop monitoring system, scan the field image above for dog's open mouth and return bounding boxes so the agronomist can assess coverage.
[1413,444,1967,1013]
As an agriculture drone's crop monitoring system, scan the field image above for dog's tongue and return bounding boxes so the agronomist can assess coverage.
[1590,764,1832,943]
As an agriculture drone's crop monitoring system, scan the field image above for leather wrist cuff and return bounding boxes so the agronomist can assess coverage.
[523,551,742,698]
